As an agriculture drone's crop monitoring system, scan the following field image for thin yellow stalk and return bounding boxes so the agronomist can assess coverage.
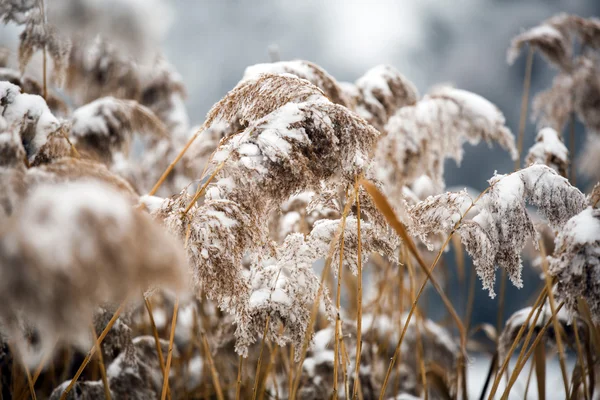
[148,128,203,196]
[161,297,179,400]
[533,341,546,400]
[183,161,226,215]
[260,341,281,400]
[340,336,351,400]
[253,316,271,400]
[523,352,535,400]
[60,302,125,400]
[406,258,428,399]
[361,180,468,399]
[90,325,111,400]
[23,340,56,400]
[236,355,244,400]
[573,321,589,400]
[569,113,576,185]
[538,240,569,394]
[515,46,534,171]
[200,332,225,400]
[143,295,171,400]
[501,302,565,399]
[290,183,357,399]
[288,346,294,398]
[415,314,428,400]
[352,182,363,400]
[333,193,347,399]
[577,298,600,350]
[488,287,548,399]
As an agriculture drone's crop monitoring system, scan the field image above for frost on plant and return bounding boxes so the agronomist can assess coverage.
[0,182,187,364]
[549,207,600,323]
[458,165,585,296]
[376,86,517,200]
[525,127,569,176]
[242,60,349,107]
[353,64,419,132]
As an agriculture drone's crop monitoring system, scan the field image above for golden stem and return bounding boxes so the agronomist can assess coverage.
[60,303,125,400]
[160,297,179,400]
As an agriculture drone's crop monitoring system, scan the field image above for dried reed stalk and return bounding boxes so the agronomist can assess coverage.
[538,240,569,394]
[160,297,179,400]
[200,332,224,400]
[143,295,171,400]
[501,302,565,399]
[352,181,363,400]
[60,302,126,400]
[90,325,111,400]
[253,316,271,400]
[487,287,548,399]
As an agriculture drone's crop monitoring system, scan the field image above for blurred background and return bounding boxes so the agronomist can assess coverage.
[1,0,598,326]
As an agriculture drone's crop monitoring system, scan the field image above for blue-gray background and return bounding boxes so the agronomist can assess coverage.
[163,0,598,327]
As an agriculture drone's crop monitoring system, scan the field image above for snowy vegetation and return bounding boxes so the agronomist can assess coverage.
[0,2,599,399]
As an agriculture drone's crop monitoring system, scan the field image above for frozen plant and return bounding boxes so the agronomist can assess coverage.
[549,207,600,323]
[0,181,187,364]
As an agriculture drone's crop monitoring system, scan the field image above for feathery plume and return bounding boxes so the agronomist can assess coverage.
[578,134,600,183]
[0,129,27,224]
[26,157,139,201]
[50,336,174,399]
[66,38,142,105]
[150,76,379,354]
[549,207,600,323]
[531,73,574,132]
[0,67,69,116]
[377,86,517,198]
[507,20,572,70]
[407,190,473,250]
[498,304,584,362]
[525,127,569,176]
[458,165,586,296]
[1,80,64,162]
[69,96,174,193]
[0,2,71,85]
[354,64,419,131]
[0,182,187,364]
[242,60,349,107]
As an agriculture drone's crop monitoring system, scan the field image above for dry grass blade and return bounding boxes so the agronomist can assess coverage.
[427,363,453,400]
[200,332,225,400]
[161,297,179,400]
[500,302,565,399]
[90,325,111,400]
[333,188,348,399]
[572,321,590,400]
[253,316,271,400]
[183,161,226,215]
[143,295,170,400]
[538,240,570,394]
[149,128,202,196]
[488,286,548,399]
[352,180,363,400]
[236,355,244,400]
[533,341,546,400]
[60,302,125,400]
[360,179,466,399]
[290,182,357,399]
